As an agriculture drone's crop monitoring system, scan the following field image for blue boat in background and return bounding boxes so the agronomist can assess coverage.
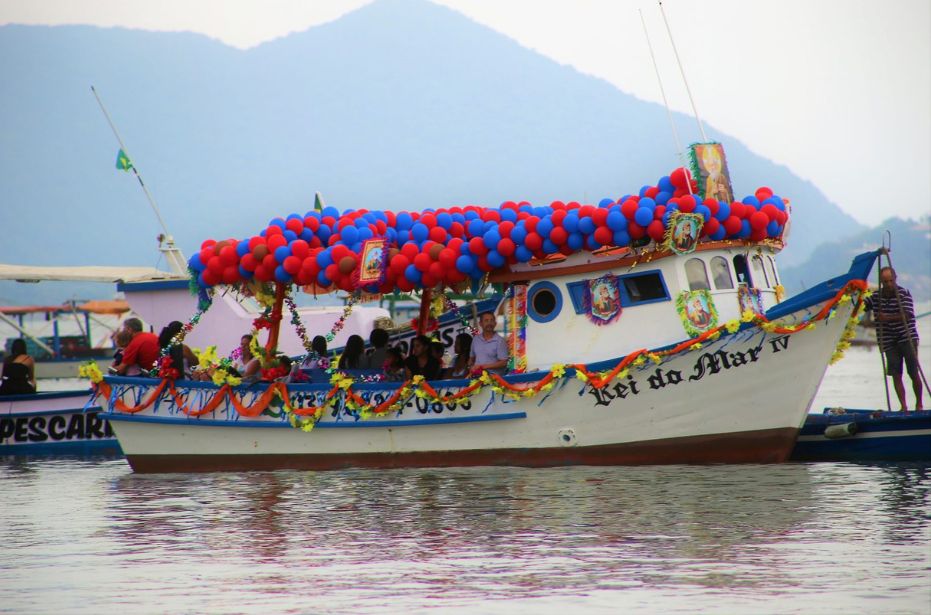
[792,408,930,462]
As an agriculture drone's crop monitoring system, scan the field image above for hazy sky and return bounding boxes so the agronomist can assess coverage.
[2,0,929,227]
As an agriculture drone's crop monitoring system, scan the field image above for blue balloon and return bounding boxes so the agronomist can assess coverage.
[510,225,528,244]
[715,201,731,221]
[452,212,466,224]
[567,232,584,250]
[404,264,422,284]
[460,242,472,255]
[742,196,761,208]
[303,211,321,221]
[536,218,554,238]
[500,209,518,222]
[411,223,429,243]
[464,210,479,220]
[514,246,533,262]
[436,212,453,229]
[711,226,727,241]
[456,255,474,274]
[468,219,484,237]
[767,220,780,236]
[274,246,291,262]
[578,217,595,235]
[397,230,410,245]
[695,205,711,222]
[483,220,497,233]
[613,230,631,246]
[739,220,752,238]
[189,254,206,272]
[542,239,558,254]
[483,230,501,251]
[316,270,330,287]
[396,212,414,230]
[287,213,302,221]
[274,266,291,283]
[658,176,674,193]
[655,191,671,205]
[299,229,314,242]
[607,210,626,231]
[585,236,601,250]
[487,250,506,268]
[317,225,332,244]
[598,198,615,208]
[238,265,254,279]
[282,230,297,242]
[634,207,654,227]
[316,249,333,268]
[341,225,359,245]
[322,206,340,218]
[270,218,286,230]
[197,272,208,288]
[638,185,652,198]
[640,197,656,210]
[358,227,373,241]
[563,214,579,233]
[236,240,250,257]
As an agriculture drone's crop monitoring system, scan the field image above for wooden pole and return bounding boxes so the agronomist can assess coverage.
[265,283,287,358]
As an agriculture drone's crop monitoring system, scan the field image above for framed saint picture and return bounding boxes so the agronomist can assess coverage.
[676,289,719,338]
[584,274,622,325]
[357,238,388,286]
[689,142,734,204]
[664,212,704,255]
[737,284,764,317]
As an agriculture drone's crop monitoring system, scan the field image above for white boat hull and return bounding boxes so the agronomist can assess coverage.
[102,296,853,472]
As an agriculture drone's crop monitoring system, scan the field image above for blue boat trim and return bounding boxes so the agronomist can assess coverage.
[0,440,122,456]
[3,406,103,418]
[117,279,190,292]
[105,411,527,428]
[767,250,878,320]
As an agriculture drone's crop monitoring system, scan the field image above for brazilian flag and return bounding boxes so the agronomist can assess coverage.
[115,148,133,171]
[314,191,325,212]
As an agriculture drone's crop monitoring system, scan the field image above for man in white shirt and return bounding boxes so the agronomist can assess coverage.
[469,311,509,374]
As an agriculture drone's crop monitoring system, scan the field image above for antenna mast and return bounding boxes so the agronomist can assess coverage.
[657,1,708,143]
[90,86,187,275]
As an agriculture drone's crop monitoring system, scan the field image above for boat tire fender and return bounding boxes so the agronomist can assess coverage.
[824,422,858,439]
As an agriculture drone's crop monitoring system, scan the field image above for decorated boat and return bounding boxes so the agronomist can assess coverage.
[0,390,119,455]
[85,143,877,472]
[791,408,931,462]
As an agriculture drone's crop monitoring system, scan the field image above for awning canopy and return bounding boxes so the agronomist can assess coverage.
[0,264,180,283]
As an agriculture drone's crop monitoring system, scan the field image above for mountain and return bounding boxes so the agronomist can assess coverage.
[780,216,931,304]
[0,0,863,305]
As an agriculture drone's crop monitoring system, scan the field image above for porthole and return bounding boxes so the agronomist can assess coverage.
[527,281,563,323]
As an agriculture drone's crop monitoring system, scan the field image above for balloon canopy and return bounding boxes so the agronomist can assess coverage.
[189,167,789,293]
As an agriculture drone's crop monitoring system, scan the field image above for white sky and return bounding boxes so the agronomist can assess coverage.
[2,0,929,227]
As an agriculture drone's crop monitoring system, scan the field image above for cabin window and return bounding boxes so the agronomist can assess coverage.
[620,271,669,305]
[566,281,587,314]
[733,255,753,287]
[766,256,780,285]
[710,256,734,290]
[752,255,770,288]
[527,281,562,323]
[685,258,711,291]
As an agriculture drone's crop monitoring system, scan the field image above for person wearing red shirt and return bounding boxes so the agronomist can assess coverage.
[115,317,160,375]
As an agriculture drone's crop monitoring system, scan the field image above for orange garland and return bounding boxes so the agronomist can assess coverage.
[92,279,867,419]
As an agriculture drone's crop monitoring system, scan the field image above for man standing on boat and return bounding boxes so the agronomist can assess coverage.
[114,318,160,376]
[469,311,509,374]
[865,267,923,410]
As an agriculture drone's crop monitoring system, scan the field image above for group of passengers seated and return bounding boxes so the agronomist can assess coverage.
[106,309,510,386]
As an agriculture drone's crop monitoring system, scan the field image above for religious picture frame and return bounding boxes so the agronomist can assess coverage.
[689,142,734,204]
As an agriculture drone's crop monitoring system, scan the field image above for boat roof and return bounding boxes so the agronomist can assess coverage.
[0,300,130,315]
[0,264,180,283]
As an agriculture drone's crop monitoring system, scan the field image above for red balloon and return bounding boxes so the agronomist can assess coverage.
[704,198,720,216]
[644,186,660,199]
[240,254,257,272]
[303,216,320,231]
[290,239,309,258]
[750,211,769,231]
[207,256,224,274]
[647,220,665,242]
[755,187,774,201]
[439,248,457,268]
[267,234,287,250]
[549,227,568,245]
[670,167,691,189]
[750,227,767,241]
[414,253,432,272]
[524,232,542,251]
[731,202,747,219]
[723,216,742,236]
[429,226,447,243]
[702,217,720,237]
[449,221,464,237]
[524,217,539,233]
[338,256,357,275]
[654,205,666,220]
[325,264,339,281]
[552,210,567,225]
[283,256,302,275]
[497,238,515,257]
[262,254,277,271]
[201,239,217,250]
[761,204,780,221]
[594,226,612,245]
[621,199,639,219]
[550,200,566,210]
[219,245,238,266]
[469,236,488,256]
[391,254,410,273]
[253,265,271,282]
[498,221,515,237]
[199,248,213,266]
[592,208,609,226]
[222,266,240,284]
[252,244,269,261]
[428,262,444,280]
[401,243,419,260]
[286,219,303,234]
[420,213,437,228]
[202,269,220,286]
[678,199,696,213]
[628,222,646,240]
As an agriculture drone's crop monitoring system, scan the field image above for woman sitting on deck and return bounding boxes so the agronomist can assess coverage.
[0,338,36,396]
[157,321,197,379]
[338,335,365,370]
[405,335,441,381]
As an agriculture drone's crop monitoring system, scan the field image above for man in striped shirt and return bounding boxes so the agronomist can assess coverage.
[864,267,923,410]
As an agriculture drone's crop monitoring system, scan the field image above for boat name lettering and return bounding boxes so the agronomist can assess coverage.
[0,412,114,444]
[589,336,790,407]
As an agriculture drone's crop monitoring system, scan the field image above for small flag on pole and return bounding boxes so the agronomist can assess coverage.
[115,148,133,171]
[314,191,325,213]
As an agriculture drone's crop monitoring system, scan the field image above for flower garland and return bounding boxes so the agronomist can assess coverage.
[150,292,214,378]
[90,280,868,432]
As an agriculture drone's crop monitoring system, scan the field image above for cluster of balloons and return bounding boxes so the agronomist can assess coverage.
[189,167,789,292]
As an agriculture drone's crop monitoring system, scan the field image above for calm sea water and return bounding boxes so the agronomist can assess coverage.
[2,326,930,614]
